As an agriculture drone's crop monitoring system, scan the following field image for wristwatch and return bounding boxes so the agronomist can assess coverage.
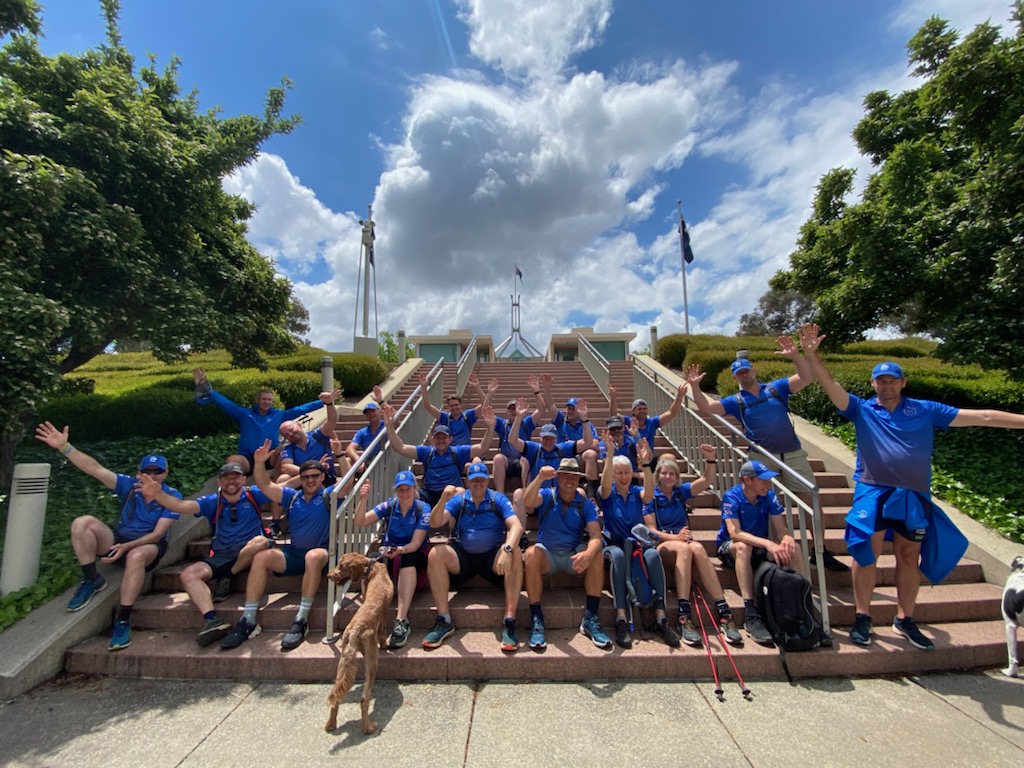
[502,544,513,553]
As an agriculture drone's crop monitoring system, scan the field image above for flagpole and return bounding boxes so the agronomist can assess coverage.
[677,199,690,335]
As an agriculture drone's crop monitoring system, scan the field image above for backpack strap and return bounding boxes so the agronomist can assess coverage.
[452,490,503,544]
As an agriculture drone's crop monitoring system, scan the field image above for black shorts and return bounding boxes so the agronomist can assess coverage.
[874,513,927,543]
[203,548,243,580]
[717,540,768,570]
[113,535,168,573]
[453,545,504,587]
[420,487,444,508]
[238,451,274,473]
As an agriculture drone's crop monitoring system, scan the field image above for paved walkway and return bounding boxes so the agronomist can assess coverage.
[0,671,1021,767]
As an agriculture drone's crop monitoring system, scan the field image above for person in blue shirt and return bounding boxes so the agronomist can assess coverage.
[345,388,386,471]
[192,368,331,474]
[603,416,640,483]
[608,383,687,468]
[716,460,801,645]
[423,462,524,652]
[641,446,742,647]
[353,470,432,649]
[598,436,679,649]
[418,370,495,446]
[217,440,347,652]
[491,376,545,495]
[36,422,182,653]
[800,323,1024,650]
[140,461,272,648]
[541,372,600,495]
[384,403,495,507]
[522,460,611,651]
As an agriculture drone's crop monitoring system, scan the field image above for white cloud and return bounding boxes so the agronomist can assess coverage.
[891,0,1016,34]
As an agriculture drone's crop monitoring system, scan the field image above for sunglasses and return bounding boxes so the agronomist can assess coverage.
[140,468,165,476]
[300,473,322,481]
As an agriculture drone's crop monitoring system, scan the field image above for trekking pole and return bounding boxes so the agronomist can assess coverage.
[691,588,723,701]
[694,583,751,699]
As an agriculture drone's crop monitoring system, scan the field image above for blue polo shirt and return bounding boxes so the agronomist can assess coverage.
[522,440,578,487]
[279,485,335,550]
[601,485,647,543]
[280,427,332,467]
[721,378,799,454]
[623,415,662,448]
[552,411,598,443]
[196,486,270,552]
[415,444,475,491]
[112,474,181,542]
[535,488,598,551]
[494,414,537,458]
[439,408,478,446]
[839,394,958,494]
[716,484,783,547]
[196,390,321,453]
[611,436,639,471]
[446,490,515,554]
[371,498,431,549]
[351,422,386,462]
[643,485,695,534]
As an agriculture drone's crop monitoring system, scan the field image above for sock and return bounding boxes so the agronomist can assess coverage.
[585,595,600,618]
[243,601,259,624]
[743,598,757,618]
[504,616,516,628]
[296,597,313,621]
[82,562,99,582]
[677,598,691,617]
[203,610,217,621]
[530,603,543,622]
[438,613,451,625]
[715,598,730,619]
[587,479,599,498]
[116,605,132,623]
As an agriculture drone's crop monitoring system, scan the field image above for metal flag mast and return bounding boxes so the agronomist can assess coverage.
[494,264,543,358]
[677,199,692,334]
[352,203,379,356]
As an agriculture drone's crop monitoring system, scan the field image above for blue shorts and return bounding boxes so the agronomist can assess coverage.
[274,544,328,577]
[535,542,586,576]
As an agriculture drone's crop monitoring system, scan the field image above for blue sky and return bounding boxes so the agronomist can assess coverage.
[32,0,1014,353]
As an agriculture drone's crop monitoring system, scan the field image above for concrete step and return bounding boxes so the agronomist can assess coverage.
[65,618,1009,682]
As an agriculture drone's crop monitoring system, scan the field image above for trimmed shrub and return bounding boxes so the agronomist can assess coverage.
[655,334,688,369]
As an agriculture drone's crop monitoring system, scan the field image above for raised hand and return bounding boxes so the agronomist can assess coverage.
[684,364,706,387]
[775,334,799,359]
[527,374,540,392]
[637,438,652,466]
[798,323,825,355]
[481,405,497,428]
[516,397,530,418]
[35,421,69,450]
[538,465,557,482]
[372,385,383,403]
[576,398,589,421]
[253,439,273,465]
[192,368,207,385]
[698,443,716,462]
[488,377,500,393]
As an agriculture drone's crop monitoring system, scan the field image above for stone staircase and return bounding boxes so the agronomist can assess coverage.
[64,361,1007,682]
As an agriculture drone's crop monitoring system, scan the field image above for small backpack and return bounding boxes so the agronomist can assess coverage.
[625,539,655,609]
[753,560,831,682]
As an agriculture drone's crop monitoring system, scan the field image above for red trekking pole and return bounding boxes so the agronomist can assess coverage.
[695,583,751,699]
[690,588,723,701]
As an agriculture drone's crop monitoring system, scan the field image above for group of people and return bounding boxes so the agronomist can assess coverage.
[40,322,1024,657]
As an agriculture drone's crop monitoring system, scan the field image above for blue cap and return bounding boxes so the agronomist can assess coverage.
[432,424,451,436]
[362,402,379,412]
[566,397,579,407]
[871,362,904,380]
[139,454,168,472]
[540,424,558,438]
[394,470,416,488]
[740,460,777,480]
[731,359,753,375]
[466,462,489,480]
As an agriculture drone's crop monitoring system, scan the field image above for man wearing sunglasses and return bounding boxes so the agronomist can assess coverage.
[140,461,271,648]
[218,443,344,651]
[35,422,183,653]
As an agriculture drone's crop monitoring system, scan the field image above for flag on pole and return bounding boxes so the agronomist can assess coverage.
[361,218,376,266]
[678,213,694,264]
[515,264,523,282]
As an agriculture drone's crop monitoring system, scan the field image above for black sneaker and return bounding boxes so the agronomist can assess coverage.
[220,618,261,650]
[849,612,873,646]
[281,618,308,651]
[211,576,232,603]
[810,548,850,573]
[388,618,411,649]
[614,620,632,649]
[744,615,773,646]
[657,620,681,648]
[892,616,934,650]
[196,617,232,647]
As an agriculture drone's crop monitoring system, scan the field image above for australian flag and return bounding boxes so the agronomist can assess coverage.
[678,213,694,264]
[515,264,523,282]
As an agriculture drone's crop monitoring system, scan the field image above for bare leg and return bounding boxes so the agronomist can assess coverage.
[493,454,508,494]
[181,561,216,615]
[69,516,115,565]
[427,545,457,615]
[892,534,923,619]
[852,530,886,615]
[395,565,417,621]
[524,545,548,603]
[119,544,159,606]
[231,535,272,575]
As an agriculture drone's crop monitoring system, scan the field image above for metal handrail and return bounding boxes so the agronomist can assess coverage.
[323,358,445,642]
[455,335,478,398]
[631,358,832,634]
[577,333,610,397]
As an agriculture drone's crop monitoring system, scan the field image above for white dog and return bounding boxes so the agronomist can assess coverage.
[1002,555,1024,678]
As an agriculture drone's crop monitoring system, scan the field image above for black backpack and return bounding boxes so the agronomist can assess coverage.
[753,560,831,682]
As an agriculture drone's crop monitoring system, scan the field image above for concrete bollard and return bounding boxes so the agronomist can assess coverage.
[397,330,407,364]
[1,463,51,595]
[649,325,658,359]
[321,355,334,393]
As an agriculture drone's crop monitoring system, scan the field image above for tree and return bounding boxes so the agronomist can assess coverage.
[778,5,1024,378]
[0,0,300,484]
[377,331,414,365]
[285,297,311,345]
[736,288,816,336]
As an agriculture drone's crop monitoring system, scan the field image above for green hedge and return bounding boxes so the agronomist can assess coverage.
[655,334,688,369]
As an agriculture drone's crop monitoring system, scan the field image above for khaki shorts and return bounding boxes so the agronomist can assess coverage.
[749,447,815,495]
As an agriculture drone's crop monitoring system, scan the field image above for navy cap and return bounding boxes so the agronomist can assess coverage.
[540,424,558,438]
[739,460,778,480]
[432,424,452,436]
[138,454,168,472]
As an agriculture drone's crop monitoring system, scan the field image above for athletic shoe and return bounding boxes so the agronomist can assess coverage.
[719,615,743,646]
[744,615,773,646]
[500,621,518,653]
[220,618,261,650]
[849,613,873,646]
[528,616,546,651]
[810,548,850,573]
[281,618,309,651]
[656,619,681,648]
[581,615,613,650]
[387,618,411,649]
[211,576,232,603]
[422,616,455,649]
[678,615,702,647]
[614,620,633,649]
[269,520,283,539]
[67,575,106,612]
[892,616,934,650]
[108,620,131,651]
[196,617,232,647]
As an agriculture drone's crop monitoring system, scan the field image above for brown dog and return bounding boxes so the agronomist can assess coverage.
[324,552,394,734]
